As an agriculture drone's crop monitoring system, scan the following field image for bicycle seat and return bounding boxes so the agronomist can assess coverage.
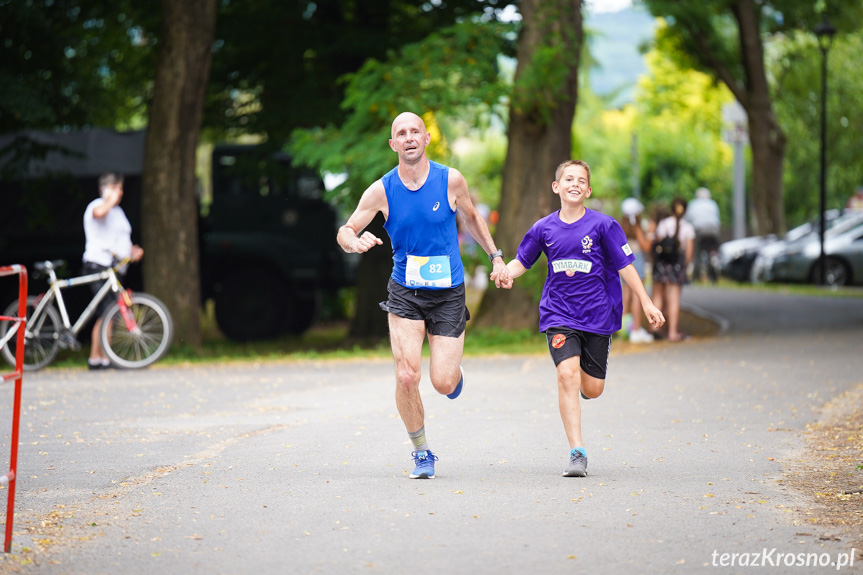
[33,260,66,272]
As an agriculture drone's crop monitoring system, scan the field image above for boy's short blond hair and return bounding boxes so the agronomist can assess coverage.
[554,160,590,186]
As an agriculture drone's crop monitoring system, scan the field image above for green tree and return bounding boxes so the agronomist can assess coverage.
[642,0,863,236]
[206,0,516,143]
[141,0,217,350]
[633,47,734,218]
[0,0,156,133]
[772,31,863,225]
[473,0,585,330]
[572,44,734,239]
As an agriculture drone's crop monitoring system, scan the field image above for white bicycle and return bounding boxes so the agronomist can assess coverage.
[0,260,173,371]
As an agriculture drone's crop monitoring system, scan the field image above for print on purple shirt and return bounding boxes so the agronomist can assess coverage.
[515,208,635,335]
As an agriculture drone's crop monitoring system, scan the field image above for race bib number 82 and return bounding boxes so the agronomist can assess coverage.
[406,255,452,287]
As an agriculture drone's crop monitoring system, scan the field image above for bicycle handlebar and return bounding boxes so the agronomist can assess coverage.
[32,256,136,281]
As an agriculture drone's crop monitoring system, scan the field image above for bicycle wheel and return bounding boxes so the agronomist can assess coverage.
[100,292,173,369]
[0,297,61,371]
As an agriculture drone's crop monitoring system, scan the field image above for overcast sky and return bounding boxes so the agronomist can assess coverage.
[586,0,633,13]
[500,0,634,21]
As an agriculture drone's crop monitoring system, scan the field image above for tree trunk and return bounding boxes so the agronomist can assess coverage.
[747,111,786,235]
[473,0,584,330]
[348,213,392,341]
[732,0,786,235]
[141,0,217,350]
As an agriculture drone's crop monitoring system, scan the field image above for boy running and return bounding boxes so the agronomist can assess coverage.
[500,160,665,476]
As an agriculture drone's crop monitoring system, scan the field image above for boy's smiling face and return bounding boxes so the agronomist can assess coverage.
[552,164,592,207]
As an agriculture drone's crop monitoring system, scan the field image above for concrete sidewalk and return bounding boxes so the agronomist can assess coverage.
[1,286,861,574]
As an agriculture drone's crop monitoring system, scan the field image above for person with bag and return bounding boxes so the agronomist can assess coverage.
[651,197,695,342]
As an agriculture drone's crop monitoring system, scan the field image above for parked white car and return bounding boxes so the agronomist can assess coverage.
[719,210,842,283]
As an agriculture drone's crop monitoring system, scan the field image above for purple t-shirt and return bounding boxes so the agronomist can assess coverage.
[515,209,635,335]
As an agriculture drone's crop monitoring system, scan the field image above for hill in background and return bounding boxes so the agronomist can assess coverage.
[586,5,656,107]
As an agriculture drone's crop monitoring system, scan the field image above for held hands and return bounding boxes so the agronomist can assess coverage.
[490,260,512,289]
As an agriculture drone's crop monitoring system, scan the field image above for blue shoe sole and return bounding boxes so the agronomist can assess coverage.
[447,367,464,399]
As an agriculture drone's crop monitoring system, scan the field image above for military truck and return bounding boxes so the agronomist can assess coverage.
[0,129,353,341]
[202,143,353,340]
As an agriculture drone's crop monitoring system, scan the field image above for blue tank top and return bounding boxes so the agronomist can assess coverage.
[383,160,464,289]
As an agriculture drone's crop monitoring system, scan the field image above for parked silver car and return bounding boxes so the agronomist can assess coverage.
[719,210,841,283]
[756,211,863,286]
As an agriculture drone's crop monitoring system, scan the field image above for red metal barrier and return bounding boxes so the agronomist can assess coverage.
[0,264,27,553]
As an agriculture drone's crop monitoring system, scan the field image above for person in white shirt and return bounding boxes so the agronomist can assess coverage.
[82,173,143,370]
[684,187,720,282]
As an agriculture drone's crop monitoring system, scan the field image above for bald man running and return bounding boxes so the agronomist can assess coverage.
[337,111,510,479]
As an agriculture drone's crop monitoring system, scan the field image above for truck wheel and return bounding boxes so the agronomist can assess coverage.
[215,270,287,341]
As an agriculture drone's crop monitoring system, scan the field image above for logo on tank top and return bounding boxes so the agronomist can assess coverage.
[581,235,593,253]
[551,333,566,349]
[432,201,440,211]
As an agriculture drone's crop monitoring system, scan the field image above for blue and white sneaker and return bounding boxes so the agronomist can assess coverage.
[409,450,439,479]
[447,366,465,399]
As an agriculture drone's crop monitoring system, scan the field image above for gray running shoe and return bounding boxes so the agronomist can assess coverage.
[562,450,588,477]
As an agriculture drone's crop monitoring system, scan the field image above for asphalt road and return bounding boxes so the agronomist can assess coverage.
[1,286,862,574]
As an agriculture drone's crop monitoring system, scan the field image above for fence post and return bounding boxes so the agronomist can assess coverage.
[0,264,28,553]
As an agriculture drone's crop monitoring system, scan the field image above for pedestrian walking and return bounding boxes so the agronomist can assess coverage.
[684,187,720,283]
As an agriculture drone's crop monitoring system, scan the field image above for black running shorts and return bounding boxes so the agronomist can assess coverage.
[380,278,470,337]
[83,261,114,317]
[545,326,612,379]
